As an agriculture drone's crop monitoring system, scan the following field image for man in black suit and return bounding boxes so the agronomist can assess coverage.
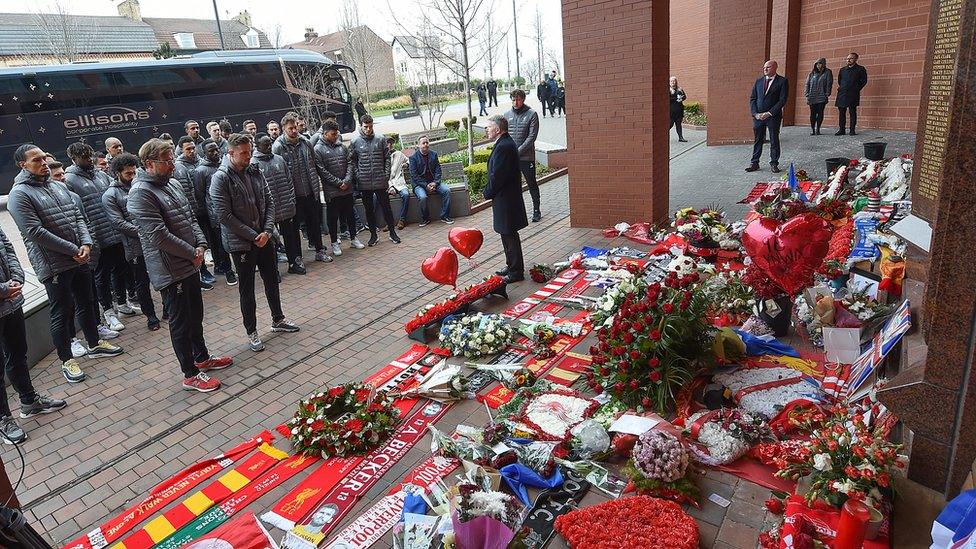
[746,60,789,174]
[835,52,868,136]
[483,114,527,284]
[487,78,498,107]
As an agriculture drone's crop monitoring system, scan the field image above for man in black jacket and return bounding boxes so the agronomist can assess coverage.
[483,115,527,284]
[746,60,789,174]
[211,134,300,353]
[487,79,498,107]
[536,80,551,118]
[184,120,204,146]
[835,52,868,136]
[190,140,229,288]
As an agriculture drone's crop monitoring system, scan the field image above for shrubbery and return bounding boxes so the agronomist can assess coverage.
[464,162,488,196]
[444,120,460,131]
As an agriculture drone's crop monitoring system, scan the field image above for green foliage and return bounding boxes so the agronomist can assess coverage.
[386,132,401,150]
[460,116,477,128]
[444,120,460,131]
[464,162,489,196]
[368,89,405,102]
[682,101,707,126]
[474,148,492,164]
[683,101,701,115]
[153,43,175,59]
[441,150,467,165]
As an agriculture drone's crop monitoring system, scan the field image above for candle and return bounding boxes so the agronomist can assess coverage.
[834,499,872,549]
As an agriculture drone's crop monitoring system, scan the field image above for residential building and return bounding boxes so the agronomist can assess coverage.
[289,26,396,94]
[391,34,454,89]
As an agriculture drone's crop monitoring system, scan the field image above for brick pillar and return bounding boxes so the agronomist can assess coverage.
[706,0,774,145]
[0,458,19,508]
[770,0,801,126]
[562,0,670,227]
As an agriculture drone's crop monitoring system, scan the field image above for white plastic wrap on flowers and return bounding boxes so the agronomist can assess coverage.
[878,156,911,202]
[685,411,753,466]
[713,367,822,418]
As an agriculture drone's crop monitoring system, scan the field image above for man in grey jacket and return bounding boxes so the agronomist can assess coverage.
[273,112,329,262]
[254,134,305,274]
[212,134,300,352]
[315,120,363,255]
[8,144,123,383]
[504,89,542,222]
[128,138,232,392]
[0,225,67,444]
[191,140,233,288]
[350,115,399,247]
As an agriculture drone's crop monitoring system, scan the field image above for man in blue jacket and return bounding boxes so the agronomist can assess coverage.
[746,60,789,174]
[408,136,453,226]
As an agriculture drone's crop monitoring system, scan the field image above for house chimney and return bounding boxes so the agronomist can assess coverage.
[231,10,252,28]
[117,0,142,22]
[304,27,318,41]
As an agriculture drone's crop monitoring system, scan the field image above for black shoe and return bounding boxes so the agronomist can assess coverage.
[770,164,781,174]
[200,268,216,285]
[745,164,760,172]
[389,233,401,244]
[287,261,307,275]
[532,210,542,222]
[367,233,379,247]
[678,138,688,142]
[503,273,525,284]
[495,268,509,276]
[200,279,215,291]
[811,130,816,135]
[440,216,454,224]
[849,129,857,136]
[225,271,238,286]
[835,129,846,136]
[20,395,66,418]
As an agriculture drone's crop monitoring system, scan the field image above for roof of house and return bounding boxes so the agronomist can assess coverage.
[0,13,158,56]
[392,35,426,58]
[143,17,271,50]
[291,28,348,53]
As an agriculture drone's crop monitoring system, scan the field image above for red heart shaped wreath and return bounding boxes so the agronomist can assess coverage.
[742,212,833,295]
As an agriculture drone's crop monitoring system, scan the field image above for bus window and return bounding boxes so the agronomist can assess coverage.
[325,68,351,103]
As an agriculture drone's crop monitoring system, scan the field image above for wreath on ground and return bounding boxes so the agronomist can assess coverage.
[554,496,699,549]
[287,383,399,458]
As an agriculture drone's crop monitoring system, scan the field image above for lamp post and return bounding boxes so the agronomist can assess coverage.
[212,0,225,50]
[512,0,520,82]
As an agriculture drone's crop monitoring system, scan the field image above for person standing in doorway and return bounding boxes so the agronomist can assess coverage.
[835,52,868,136]
[487,78,498,107]
[805,58,833,135]
[350,115,399,247]
[745,60,789,174]
[273,112,329,268]
[211,134,300,352]
[669,76,688,142]
[536,80,550,118]
[477,84,489,116]
[505,89,542,222]
[483,115,527,284]
[128,138,232,392]
[315,120,363,255]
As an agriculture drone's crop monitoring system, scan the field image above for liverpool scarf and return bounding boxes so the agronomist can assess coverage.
[178,512,276,549]
[62,431,273,549]
[110,443,288,549]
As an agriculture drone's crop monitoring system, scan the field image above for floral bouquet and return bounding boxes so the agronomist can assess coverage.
[429,426,494,467]
[515,388,599,441]
[742,263,787,300]
[589,269,647,327]
[672,207,728,246]
[781,168,811,182]
[702,269,756,326]
[683,408,776,465]
[814,196,853,223]
[438,313,515,358]
[529,263,555,283]
[819,219,854,278]
[405,275,505,334]
[450,483,525,549]
[554,496,699,549]
[753,187,811,221]
[390,361,473,402]
[288,384,399,458]
[622,430,699,506]
[795,289,893,347]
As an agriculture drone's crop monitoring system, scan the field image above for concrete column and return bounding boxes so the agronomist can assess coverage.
[562,0,670,227]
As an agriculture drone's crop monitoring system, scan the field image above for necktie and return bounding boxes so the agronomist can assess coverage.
[764,77,773,94]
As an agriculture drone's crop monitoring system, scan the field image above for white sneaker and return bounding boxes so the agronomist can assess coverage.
[104,310,125,331]
[116,302,137,316]
[331,242,343,256]
[70,338,86,358]
[351,238,365,250]
[98,324,120,340]
[127,300,142,315]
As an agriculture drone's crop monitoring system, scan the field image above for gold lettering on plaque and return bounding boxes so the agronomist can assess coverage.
[917,0,962,202]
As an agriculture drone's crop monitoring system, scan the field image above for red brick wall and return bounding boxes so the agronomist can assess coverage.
[670,0,710,112]
[562,0,671,228]
[794,0,930,131]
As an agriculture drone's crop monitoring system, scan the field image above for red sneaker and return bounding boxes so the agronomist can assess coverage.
[182,372,220,392]
[195,355,233,371]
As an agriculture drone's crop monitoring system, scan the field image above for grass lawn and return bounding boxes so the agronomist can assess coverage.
[369,97,470,119]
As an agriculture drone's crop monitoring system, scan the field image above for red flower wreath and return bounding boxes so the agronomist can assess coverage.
[287,383,399,458]
[404,275,505,333]
[554,496,699,549]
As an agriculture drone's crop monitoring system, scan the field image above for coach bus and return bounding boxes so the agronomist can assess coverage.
[0,48,356,193]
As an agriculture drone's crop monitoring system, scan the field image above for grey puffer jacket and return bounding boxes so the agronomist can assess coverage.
[174,154,200,216]
[314,139,353,200]
[63,164,122,248]
[252,150,295,221]
[127,168,208,291]
[272,135,321,199]
[349,129,390,191]
[505,105,540,161]
[0,228,26,319]
[8,170,93,282]
[805,59,833,106]
[210,157,276,253]
[101,180,143,261]
[191,157,221,223]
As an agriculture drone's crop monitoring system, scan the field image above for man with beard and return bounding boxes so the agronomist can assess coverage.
[266,120,281,140]
[505,89,542,222]
[191,140,233,288]
[103,153,160,331]
[273,112,330,266]
[211,134,300,352]
[128,138,232,391]
[350,115,398,247]
[253,134,302,272]
[242,119,257,137]
[184,120,204,146]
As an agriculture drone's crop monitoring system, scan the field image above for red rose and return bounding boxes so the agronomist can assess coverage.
[629,350,641,360]
[679,300,689,310]
[622,332,634,344]
[345,418,365,433]
[878,472,890,487]
[649,371,661,382]
[648,357,660,368]
[614,382,624,392]
[650,329,662,341]
[642,397,651,407]
[329,386,346,397]
[662,303,674,314]
[310,419,325,432]
[629,380,639,390]
[764,498,784,515]
[632,321,644,332]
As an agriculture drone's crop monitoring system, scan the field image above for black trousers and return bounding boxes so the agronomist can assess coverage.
[810,102,827,130]
[295,195,323,251]
[327,195,357,243]
[44,266,99,362]
[160,275,208,378]
[129,256,157,322]
[278,217,302,264]
[500,232,524,276]
[94,243,127,310]
[0,308,36,417]
[838,106,858,131]
[488,90,497,106]
[199,216,232,274]
[360,189,396,235]
[519,161,540,213]
[230,244,284,335]
[751,119,782,165]
[669,107,684,139]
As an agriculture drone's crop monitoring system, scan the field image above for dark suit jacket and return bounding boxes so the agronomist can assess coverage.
[749,74,789,124]
[483,134,527,235]
[835,64,868,108]
[408,150,442,187]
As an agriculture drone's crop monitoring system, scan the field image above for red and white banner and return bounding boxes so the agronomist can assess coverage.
[182,512,279,549]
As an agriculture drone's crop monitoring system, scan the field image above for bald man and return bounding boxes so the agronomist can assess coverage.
[104,137,123,163]
[746,60,789,174]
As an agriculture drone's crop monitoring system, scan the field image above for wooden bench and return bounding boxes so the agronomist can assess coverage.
[392,108,420,119]
[401,127,458,157]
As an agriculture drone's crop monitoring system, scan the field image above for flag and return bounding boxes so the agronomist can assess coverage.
[788,162,808,202]
[181,512,278,549]
[844,300,911,399]
[931,489,976,549]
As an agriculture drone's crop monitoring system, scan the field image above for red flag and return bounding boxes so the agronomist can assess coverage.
[181,512,277,549]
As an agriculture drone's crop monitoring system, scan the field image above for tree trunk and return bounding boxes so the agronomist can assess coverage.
[462,34,474,164]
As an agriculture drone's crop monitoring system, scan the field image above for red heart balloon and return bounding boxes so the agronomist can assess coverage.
[742,213,833,295]
[448,227,484,259]
[421,247,459,287]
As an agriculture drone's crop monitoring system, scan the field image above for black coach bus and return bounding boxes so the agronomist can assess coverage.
[0,49,356,193]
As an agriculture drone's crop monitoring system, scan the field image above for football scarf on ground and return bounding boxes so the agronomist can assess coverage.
[280,402,452,549]
[518,468,590,549]
[62,431,273,549]
[503,269,589,319]
[322,456,460,549]
[180,512,277,549]
[154,454,318,549]
[110,443,288,549]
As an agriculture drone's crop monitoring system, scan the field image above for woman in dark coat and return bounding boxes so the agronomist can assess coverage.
[669,76,688,142]
[805,58,833,135]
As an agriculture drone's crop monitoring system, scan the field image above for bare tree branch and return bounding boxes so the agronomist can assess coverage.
[16,1,100,66]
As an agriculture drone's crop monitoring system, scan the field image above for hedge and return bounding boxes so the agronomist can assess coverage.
[684,101,702,116]
[464,162,488,196]
[444,120,460,131]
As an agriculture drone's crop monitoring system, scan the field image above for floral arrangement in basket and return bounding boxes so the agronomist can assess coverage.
[672,207,729,246]
[682,408,776,465]
[438,313,515,358]
[554,496,699,549]
[753,187,810,221]
[775,406,903,510]
[287,384,399,458]
[588,270,713,414]
[622,429,699,506]
[702,269,756,326]
[404,275,505,333]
